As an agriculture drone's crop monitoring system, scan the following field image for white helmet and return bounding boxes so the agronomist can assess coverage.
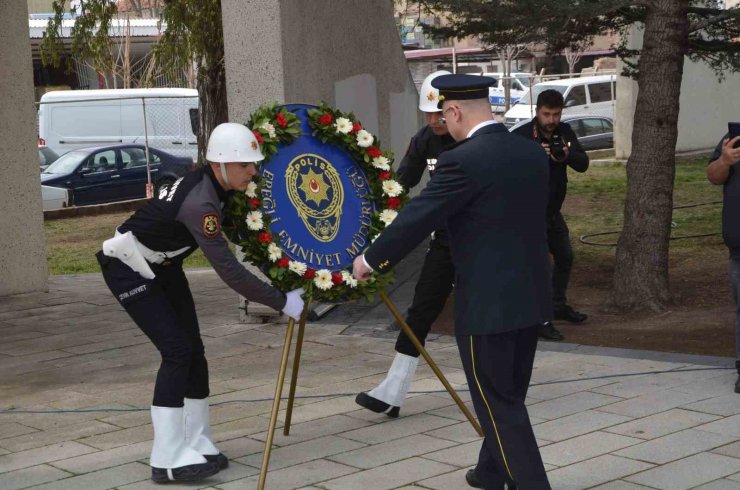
[206,122,265,163]
[418,70,452,112]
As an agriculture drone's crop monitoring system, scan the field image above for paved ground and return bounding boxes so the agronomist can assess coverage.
[1,270,739,490]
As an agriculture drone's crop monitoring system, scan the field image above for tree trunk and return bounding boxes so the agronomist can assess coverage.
[196,58,228,165]
[610,0,689,311]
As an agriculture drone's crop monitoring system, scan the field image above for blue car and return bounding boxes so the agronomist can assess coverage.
[40,144,194,206]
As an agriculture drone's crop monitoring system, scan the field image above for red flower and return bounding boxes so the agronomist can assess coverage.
[379,171,391,181]
[386,197,401,209]
[366,146,382,158]
[258,232,272,243]
[275,112,288,128]
[304,268,316,279]
[277,257,290,268]
[331,273,344,286]
[249,197,261,209]
[319,113,333,125]
[252,130,264,144]
[351,122,362,133]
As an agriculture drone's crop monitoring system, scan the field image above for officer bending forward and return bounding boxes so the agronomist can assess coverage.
[96,123,304,484]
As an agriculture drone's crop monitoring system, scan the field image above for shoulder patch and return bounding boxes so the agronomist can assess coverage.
[202,213,220,239]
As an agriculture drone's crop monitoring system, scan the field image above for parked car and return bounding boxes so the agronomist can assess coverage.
[38,146,60,171]
[41,185,71,211]
[504,75,616,127]
[478,72,534,112]
[40,144,195,206]
[509,115,614,151]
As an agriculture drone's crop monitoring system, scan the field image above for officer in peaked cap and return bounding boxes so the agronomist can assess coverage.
[354,73,553,489]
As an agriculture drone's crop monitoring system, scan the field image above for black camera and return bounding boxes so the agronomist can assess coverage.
[549,131,567,161]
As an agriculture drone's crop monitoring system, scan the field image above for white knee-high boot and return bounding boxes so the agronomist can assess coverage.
[368,352,419,407]
[150,406,208,469]
[183,398,220,456]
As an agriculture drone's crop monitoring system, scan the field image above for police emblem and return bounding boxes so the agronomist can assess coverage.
[285,154,344,242]
[202,213,220,239]
[427,91,436,102]
[251,141,258,151]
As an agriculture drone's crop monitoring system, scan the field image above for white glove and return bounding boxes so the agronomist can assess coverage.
[283,288,305,321]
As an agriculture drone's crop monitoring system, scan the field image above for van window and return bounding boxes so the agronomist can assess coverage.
[564,86,587,107]
[189,109,199,136]
[588,82,613,103]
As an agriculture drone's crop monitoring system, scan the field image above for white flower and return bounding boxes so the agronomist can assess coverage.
[245,181,258,198]
[313,269,333,290]
[260,122,276,138]
[379,209,398,226]
[382,179,403,197]
[334,117,353,134]
[245,210,264,230]
[371,156,390,171]
[355,129,374,148]
[288,260,307,276]
[341,270,358,288]
[267,243,282,262]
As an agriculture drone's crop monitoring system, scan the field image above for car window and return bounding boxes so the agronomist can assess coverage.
[569,120,586,138]
[581,118,606,136]
[564,85,587,106]
[39,150,48,166]
[602,119,614,131]
[121,147,149,168]
[82,149,117,174]
[588,82,613,103]
[42,150,87,174]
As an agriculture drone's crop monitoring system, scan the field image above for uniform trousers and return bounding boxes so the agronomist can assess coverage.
[457,325,550,489]
[97,252,209,407]
[547,212,574,308]
[730,257,740,374]
[395,238,455,357]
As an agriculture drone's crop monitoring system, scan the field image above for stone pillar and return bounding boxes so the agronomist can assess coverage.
[0,0,48,296]
[221,0,420,165]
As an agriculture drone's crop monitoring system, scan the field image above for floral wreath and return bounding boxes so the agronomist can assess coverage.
[224,102,408,302]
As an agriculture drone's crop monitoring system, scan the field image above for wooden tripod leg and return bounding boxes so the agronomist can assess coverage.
[283,306,309,436]
[379,290,483,437]
[257,318,296,490]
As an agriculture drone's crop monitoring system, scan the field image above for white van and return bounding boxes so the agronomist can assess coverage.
[503,75,615,127]
[38,88,199,160]
[480,72,534,112]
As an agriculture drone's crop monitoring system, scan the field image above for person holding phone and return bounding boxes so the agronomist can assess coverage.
[706,122,740,394]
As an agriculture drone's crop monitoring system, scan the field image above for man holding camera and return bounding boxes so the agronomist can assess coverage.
[513,89,589,341]
[706,131,740,393]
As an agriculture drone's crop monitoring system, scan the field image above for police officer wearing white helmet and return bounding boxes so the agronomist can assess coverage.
[96,123,304,484]
[355,70,457,418]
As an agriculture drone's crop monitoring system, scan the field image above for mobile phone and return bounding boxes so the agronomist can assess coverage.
[729,122,740,148]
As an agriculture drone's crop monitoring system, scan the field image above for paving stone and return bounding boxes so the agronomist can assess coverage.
[338,413,458,445]
[597,389,708,418]
[220,459,358,489]
[526,377,619,401]
[625,453,740,490]
[416,466,474,489]
[713,442,740,459]
[692,479,740,489]
[26,461,150,490]
[76,424,153,450]
[528,391,624,421]
[250,413,374,445]
[329,433,457,469]
[604,408,721,440]
[116,461,258,489]
[0,441,97,474]
[546,454,654,489]
[237,435,366,470]
[421,440,479,467]
[423,420,482,444]
[590,481,660,489]
[320,456,456,489]
[685,394,740,417]
[532,410,631,443]
[540,431,643,466]
[0,421,120,452]
[0,422,38,440]
[614,428,737,464]
[51,440,150,474]
[696,415,740,438]
[0,463,72,490]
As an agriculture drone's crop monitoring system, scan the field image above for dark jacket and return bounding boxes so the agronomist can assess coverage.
[365,123,552,335]
[119,166,287,311]
[709,135,740,258]
[513,120,589,217]
[396,125,455,245]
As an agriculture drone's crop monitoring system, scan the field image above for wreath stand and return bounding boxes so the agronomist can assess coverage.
[256,290,483,489]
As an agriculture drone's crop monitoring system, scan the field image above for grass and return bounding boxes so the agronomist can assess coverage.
[45,155,725,275]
